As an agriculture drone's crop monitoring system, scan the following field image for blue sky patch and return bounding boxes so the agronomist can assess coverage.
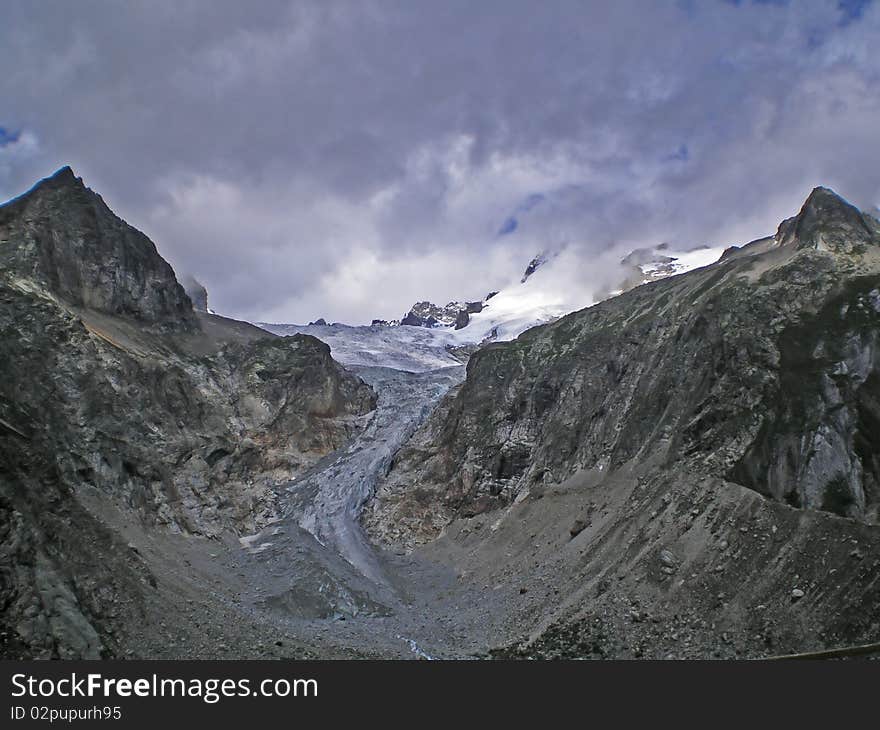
[722,0,790,7]
[497,192,546,236]
[498,217,518,236]
[723,0,872,20]
[0,127,22,148]
[838,0,872,24]
[665,144,690,163]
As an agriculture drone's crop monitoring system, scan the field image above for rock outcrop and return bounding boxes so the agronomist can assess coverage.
[181,275,209,312]
[0,167,376,658]
[520,252,549,283]
[399,300,485,330]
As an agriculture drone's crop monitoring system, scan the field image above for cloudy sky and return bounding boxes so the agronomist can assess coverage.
[2,0,879,323]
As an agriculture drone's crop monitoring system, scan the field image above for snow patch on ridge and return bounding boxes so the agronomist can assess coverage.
[258,243,726,372]
[257,321,464,372]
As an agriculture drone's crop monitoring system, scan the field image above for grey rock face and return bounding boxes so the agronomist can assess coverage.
[454,301,485,330]
[776,186,880,254]
[0,167,194,326]
[401,300,459,327]
[400,299,485,329]
[521,253,549,283]
[729,282,880,519]
[368,187,880,547]
[181,275,208,312]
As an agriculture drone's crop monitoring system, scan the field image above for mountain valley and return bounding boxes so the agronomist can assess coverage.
[1,169,879,660]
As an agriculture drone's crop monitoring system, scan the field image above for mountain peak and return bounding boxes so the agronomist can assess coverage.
[802,185,856,214]
[0,168,195,326]
[32,165,84,194]
[48,164,77,181]
[0,166,85,214]
[776,185,877,253]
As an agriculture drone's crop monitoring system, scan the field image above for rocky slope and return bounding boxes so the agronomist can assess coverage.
[0,168,376,658]
[368,186,880,536]
[364,187,880,656]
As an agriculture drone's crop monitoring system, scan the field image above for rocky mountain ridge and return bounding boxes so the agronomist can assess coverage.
[400,299,486,329]
[361,185,880,658]
[367,186,880,542]
[0,168,376,658]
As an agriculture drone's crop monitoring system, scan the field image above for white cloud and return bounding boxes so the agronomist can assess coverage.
[0,130,40,196]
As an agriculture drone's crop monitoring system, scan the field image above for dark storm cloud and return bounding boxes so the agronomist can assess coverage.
[1,0,879,322]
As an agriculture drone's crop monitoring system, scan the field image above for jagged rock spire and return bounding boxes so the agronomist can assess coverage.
[776,186,878,253]
[43,165,79,186]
